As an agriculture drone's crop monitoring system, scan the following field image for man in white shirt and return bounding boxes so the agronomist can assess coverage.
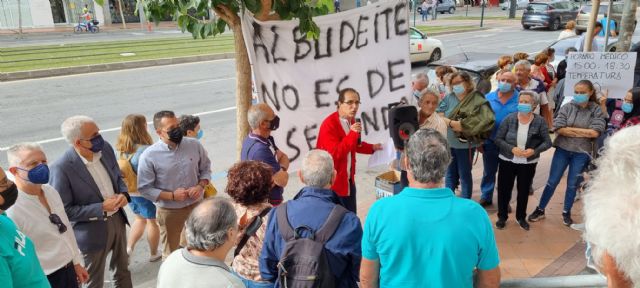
[7,143,89,288]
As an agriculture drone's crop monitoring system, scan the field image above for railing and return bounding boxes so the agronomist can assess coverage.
[500,275,607,288]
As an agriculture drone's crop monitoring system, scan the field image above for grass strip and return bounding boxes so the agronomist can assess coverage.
[414,25,479,34]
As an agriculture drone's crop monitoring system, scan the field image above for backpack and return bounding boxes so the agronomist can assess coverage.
[117,152,137,193]
[276,203,347,288]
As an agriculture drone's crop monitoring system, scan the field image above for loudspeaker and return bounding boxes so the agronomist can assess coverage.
[388,104,419,150]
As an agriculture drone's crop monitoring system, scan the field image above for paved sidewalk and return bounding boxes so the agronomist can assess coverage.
[122,146,589,287]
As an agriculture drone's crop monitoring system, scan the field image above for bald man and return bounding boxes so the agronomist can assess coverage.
[479,71,520,207]
[242,103,290,206]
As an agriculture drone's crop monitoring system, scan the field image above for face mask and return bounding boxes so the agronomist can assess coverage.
[88,135,105,153]
[622,102,634,113]
[0,183,19,211]
[498,82,512,93]
[413,90,421,100]
[517,103,533,114]
[18,163,50,184]
[269,115,280,131]
[452,84,465,96]
[573,94,589,104]
[196,129,204,140]
[168,127,184,144]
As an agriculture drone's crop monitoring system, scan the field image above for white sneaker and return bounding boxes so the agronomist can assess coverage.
[149,253,162,262]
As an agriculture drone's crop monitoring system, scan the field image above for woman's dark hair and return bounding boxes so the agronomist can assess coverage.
[225,161,273,206]
[622,88,640,123]
[575,79,598,103]
[179,115,201,136]
[450,71,475,92]
[335,88,360,107]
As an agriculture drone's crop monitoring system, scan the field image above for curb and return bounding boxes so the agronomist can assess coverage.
[0,53,235,82]
[1,27,496,82]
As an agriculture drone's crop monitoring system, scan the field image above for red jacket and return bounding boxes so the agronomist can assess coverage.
[316,111,374,197]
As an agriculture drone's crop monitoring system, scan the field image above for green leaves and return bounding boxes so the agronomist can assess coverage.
[138,0,330,40]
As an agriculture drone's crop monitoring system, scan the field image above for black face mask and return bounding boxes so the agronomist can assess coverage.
[0,183,19,211]
[269,115,280,131]
[168,127,184,144]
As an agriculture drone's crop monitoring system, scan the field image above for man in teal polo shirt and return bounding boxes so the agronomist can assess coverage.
[360,129,501,288]
[0,168,50,288]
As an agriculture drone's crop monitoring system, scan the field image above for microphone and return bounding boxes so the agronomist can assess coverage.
[355,118,362,145]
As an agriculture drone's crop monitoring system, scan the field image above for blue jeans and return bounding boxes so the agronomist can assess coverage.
[538,147,591,214]
[233,271,274,288]
[480,140,499,202]
[446,147,476,199]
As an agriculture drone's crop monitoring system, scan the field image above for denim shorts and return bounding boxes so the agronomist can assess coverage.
[128,196,157,219]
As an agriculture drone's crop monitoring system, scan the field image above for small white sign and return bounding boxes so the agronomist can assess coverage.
[565,52,637,99]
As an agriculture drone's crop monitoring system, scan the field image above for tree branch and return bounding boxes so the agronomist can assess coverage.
[214,5,240,26]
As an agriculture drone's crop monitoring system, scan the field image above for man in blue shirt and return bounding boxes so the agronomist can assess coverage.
[598,13,617,37]
[241,103,290,206]
[259,150,362,288]
[480,71,519,207]
[138,111,212,259]
[360,129,501,288]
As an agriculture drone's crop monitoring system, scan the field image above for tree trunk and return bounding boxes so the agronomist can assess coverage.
[230,21,253,160]
[616,0,636,52]
[117,0,127,29]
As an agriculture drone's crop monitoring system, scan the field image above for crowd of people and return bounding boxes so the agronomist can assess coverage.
[2,51,640,288]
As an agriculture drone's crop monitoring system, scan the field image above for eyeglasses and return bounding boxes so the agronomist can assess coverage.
[342,100,361,106]
[49,213,67,234]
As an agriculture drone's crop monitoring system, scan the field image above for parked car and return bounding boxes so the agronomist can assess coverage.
[575,2,630,35]
[417,0,456,14]
[500,0,529,10]
[425,52,502,94]
[410,27,444,63]
[521,0,579,30]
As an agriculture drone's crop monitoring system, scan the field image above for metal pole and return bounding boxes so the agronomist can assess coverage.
[413,0,417,26]
[480,0,485,27]
[466,3,469,16]
[17,0,22,38]
[602,1,612,52]
[584,0,600,52]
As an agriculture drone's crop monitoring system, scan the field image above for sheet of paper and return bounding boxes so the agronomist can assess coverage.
[368,138,396,168]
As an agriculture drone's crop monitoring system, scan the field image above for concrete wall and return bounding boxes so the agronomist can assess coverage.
[29,0,54,27]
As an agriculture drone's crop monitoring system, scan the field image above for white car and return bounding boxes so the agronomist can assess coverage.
[500,0,528,10]
[410,27,443,64]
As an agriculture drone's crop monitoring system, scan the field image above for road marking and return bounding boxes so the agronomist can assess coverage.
[177,77,235,86]
[0,106,237,151]
[472,33,497,38]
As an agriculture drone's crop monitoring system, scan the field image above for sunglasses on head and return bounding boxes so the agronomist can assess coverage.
[49,213,67,234]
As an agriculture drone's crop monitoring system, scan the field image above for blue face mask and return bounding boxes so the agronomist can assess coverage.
[452,84,465,96]
[573,94,589,104]
[18,163,50,184]
[87,135,105,153]
[413,90,421,100]
[622,102,634,113]
[196,129,204,140]
[517,103,532,114]
[498,82,512,93]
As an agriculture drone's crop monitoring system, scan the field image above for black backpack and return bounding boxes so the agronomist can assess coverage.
[275,203,347,288]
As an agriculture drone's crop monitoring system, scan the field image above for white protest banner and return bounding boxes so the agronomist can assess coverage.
[241,0,411,170]
[564,52,637,100]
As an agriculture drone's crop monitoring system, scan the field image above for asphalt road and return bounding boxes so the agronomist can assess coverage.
[0,25,564,167]
[0,25,618,287]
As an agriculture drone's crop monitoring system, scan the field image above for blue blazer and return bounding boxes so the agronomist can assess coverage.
[49,142,130,252]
